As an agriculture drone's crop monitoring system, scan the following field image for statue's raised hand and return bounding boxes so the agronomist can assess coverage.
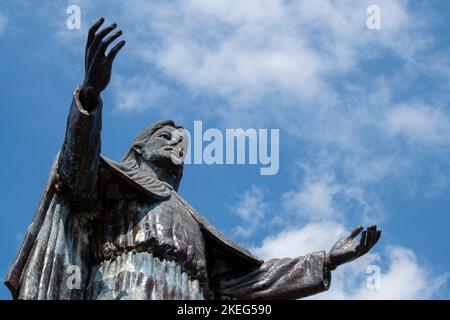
[81,18,125,111]
[325,225,381,270]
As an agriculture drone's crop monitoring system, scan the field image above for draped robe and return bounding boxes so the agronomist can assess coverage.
[5,87,331,300]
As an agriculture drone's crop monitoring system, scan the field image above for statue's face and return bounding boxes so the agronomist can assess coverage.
[139,126,188,169]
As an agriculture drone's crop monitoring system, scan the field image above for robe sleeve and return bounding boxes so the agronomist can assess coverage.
[217,251,331,300]
[57,85,102,208]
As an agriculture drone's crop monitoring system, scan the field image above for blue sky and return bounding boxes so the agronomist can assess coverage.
[1,0,450,299]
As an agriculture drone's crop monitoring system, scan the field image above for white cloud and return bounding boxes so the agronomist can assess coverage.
[343,153,412,185]
[354,246,449,299]
[385,104,450,146]
[252,224,448,299]
[282,163,383,225]
[231,185,268,238]
[240,155,449,299]
[101,0,450,199]
[0,12,7,35]
[317,246,449,300]
[283,176,340,221]
[20,0,450,299]
[112,74,171,113]
[125,0,416,108]
[47,0,450,196]
[252,221,346,260]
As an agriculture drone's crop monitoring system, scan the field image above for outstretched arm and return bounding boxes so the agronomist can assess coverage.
[217,251,330,300]
[57,18,125,209]
[216,225,380,300]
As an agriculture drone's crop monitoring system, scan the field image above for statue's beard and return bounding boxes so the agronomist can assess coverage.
[143,151,184,172]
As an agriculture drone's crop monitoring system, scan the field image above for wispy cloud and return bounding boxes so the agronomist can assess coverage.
[230,160,384,242]
[48,1,425,116]
[283,175,341,222]
[3,0,449,300]
[96,0,450,198]
[234,160,448,299]
[0,12,7,35]
[252,224,449,299]
[122,0,418,109]
[282,161,384,225]
[231,185,268,238]
[385,104,450,146]
[251,221,346,259]
[317,245,449,300]
[46,1,450,196]
[112,74,171,113]
[32,1,450,298]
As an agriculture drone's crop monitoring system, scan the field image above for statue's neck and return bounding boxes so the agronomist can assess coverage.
[138,161,179,191]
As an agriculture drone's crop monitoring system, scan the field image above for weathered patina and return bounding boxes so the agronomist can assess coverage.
[5,18,381,300]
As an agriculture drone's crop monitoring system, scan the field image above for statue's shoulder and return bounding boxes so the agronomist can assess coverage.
[172,192,263,267]
[99,155,262,267]
[99,156,172,200]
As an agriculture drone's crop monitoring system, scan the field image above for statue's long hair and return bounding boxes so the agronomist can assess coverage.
[121,120,185,191]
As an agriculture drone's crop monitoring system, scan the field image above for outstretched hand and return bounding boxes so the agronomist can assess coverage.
[325,225,381,270]
[81,18,126,111]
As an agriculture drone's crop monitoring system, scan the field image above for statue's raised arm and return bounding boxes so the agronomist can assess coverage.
[80,18,125,110]
[57,18,125,209]
[6,18,382,301]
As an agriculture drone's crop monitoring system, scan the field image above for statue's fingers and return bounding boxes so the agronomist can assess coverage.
[349,225,364,240]
[364,226,377,253]
[371,225,378,239]
[98,30,122,56]
[375,230,382,243]
[369,227,380,249]
[357,230,367,251]
[106,40,126,63]
[86,18,104,50]
[89,23,117,59]
[85,18,105,69]
[361,226,376,255]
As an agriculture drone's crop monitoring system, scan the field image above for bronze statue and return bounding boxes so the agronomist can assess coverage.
[5,18,381,300]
